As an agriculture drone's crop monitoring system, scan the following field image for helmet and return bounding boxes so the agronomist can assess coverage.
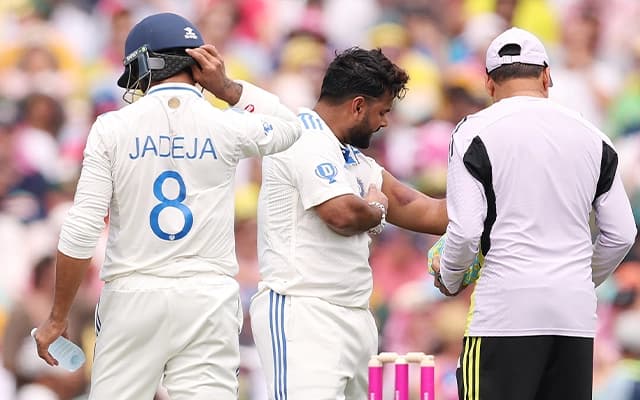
[117,13,205,89]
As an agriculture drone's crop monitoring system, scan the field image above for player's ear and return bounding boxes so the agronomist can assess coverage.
[542,67,553,91]
[485,75,495,98]
[352,96,366,116]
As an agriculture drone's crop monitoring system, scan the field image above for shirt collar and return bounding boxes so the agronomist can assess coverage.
[299,108,359,165]
[341,145,359,165]
[147,83,203,98]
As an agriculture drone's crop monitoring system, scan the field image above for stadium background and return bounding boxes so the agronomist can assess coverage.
[0,0,638,399]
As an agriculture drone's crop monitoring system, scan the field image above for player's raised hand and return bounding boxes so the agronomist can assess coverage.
[186,45,242,105]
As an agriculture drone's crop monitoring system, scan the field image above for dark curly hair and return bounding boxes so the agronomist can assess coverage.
[319,47,409,104]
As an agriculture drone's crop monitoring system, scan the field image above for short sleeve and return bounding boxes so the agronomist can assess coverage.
[291,137,354,210]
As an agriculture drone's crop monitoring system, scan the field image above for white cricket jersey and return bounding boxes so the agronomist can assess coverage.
[441,96,637,337]
[58,81,302,281]
[257,109,384,308]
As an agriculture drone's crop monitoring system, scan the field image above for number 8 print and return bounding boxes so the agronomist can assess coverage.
[150,170,193,241]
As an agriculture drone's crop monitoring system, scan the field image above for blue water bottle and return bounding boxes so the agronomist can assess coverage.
[31,328,86,372]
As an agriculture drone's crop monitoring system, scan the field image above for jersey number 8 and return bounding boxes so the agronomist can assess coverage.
[149,170,193,241]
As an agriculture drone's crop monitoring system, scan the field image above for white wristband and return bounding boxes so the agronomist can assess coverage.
[367,201,387,236]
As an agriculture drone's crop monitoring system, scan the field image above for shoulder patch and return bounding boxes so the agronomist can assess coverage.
[314,162,338,183]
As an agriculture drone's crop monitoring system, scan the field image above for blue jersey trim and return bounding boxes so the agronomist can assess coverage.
[147,86,203,98]
[269,290,288,400]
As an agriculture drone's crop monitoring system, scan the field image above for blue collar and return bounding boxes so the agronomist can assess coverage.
[341,145,359,165]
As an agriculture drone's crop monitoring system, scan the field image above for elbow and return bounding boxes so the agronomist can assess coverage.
[288,121,303,142]
[600,226,637,256]
[447,227,480,247]
[624,227,638,250]
[619,223,638,249]
[324,213,359,235]
[315,195,374,236]
[283,122,303,149]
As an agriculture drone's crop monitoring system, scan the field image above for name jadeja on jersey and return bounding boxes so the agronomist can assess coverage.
[128,135,218,160]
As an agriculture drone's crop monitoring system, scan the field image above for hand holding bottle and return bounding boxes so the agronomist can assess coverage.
[32,319,86,372]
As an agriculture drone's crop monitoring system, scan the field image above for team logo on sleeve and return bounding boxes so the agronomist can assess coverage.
[262,121,273,135]
[315,163,338,183]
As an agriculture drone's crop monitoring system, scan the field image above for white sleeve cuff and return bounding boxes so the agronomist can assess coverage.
[233,80,282,114]
[440,259,466,293]
[58,237,95,260]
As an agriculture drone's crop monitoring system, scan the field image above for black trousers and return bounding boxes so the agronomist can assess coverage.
[456,336,593,400]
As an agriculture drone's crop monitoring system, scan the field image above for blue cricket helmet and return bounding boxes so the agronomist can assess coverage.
[117,13,205,89]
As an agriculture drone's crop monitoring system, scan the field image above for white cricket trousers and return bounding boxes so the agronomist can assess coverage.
[250,289,378,400]
[89,273,242,400]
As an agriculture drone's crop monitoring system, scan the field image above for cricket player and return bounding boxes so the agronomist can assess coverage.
[432,27,637,400]
[33,12,302,400]
[249,47,448,399]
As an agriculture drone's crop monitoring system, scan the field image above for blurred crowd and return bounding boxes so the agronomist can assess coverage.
[0,0,639,399]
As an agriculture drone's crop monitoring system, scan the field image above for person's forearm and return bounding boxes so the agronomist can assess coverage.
[388,195,447,234]
[383,171,448,234]
[50,251,91,322]
[439,148,486,292]
[592,235,635,287]
[591,176,637,287]
[216,79,243,105]
[316,194,384,236]
[326,200,383,236]
[440,230,479,292]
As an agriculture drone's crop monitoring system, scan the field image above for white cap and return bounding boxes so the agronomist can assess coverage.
[485,27,550,73]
